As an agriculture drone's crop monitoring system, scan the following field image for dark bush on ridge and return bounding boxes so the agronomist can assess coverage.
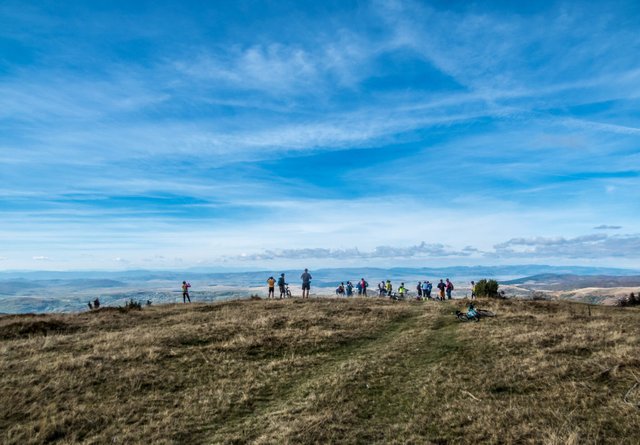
[475,279,501,298]
[119,299,142,312]
[616,292,639,307]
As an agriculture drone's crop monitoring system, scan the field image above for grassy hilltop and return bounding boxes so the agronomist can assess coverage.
[1,297,639,444]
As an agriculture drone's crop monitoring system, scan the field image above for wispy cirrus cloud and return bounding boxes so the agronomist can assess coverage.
[377,0,640,96]
[173,44,323,95]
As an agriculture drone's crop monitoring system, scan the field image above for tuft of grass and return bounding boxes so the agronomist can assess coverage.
[0,298,639,444]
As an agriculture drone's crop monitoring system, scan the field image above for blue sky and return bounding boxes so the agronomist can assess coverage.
[1,0,639,270]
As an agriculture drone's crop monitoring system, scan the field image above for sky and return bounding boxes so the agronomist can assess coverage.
[1,0,639,271]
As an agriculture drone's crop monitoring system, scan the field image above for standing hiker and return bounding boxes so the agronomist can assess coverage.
[301,268,312,298]
[422,281,431,299]
[346,281,354,297]
[398,282,407,298]
[267,276,276,299]
[445,278,454,299]
[182,281,191,303]
[437,280,445,301]
[277,273,287,298]
[360,278,368,297]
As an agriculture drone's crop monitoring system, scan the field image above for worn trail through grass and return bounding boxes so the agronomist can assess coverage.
[212,302,462,444]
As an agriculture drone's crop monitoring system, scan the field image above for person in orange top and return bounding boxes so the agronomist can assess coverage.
[266,276,276,299]
[437,279,445,301]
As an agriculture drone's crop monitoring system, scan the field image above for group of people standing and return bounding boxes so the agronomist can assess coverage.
[371,278,455,300]
[265,271,461,300]
[181,271,473,303]
[266,269,313,299]
[415,278,455,300]
[335,278,369,296]
[333,277,461,300]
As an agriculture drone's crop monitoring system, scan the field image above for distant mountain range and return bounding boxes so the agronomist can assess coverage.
[502,274,640,291]
[1,264,638,282]
[0,279,125,294]
[2,265,640,313]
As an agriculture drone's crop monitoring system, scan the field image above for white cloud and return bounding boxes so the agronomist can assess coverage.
[173,44,320,94]
[218,232,640,265]
[32,256,50,261]
[492,234,640,259]
[171,27,384,96]
[229,242,473,262]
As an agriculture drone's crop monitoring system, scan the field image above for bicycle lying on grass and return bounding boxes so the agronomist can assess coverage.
[456,310,479,322]
[389,292,411,301]
[456,307,496,322]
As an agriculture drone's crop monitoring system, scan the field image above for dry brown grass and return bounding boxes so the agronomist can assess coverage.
[1,297,639,444]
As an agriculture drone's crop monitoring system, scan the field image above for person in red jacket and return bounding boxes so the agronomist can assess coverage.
[445,278,454,299]
[360,278,369,296]
[182,281,191,303]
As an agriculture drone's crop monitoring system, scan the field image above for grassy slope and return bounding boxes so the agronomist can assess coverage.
[1,298,639,444]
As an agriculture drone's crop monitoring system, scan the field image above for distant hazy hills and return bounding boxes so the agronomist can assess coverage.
[2,265,640,313]
[0,279,125,295]
[1,264,638,283]
[502,274,640,291]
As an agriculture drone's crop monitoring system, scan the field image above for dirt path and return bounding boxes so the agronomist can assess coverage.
[208,302,462,444]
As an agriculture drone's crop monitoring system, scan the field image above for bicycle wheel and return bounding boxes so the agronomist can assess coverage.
[286,289,292,298]
[456,312,469,321]
[477,309,495,317]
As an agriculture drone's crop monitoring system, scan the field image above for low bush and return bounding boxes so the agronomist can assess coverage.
[119,299,142,312]
[475,279,501,298]
[619,292,639,307]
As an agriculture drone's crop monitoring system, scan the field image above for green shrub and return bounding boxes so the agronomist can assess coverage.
[475,279,500,298]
